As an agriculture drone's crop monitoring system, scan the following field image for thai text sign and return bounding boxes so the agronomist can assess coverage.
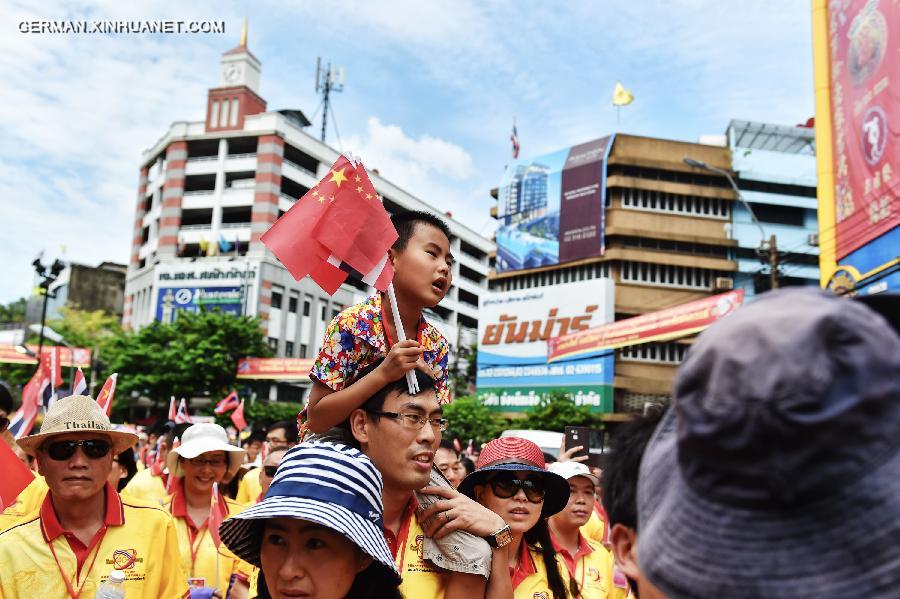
[236,357,315,380]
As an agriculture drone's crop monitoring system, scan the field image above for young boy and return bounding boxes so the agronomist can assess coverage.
[306,210,494,584]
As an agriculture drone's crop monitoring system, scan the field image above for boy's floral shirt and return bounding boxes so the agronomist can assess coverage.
[310,293,451,404]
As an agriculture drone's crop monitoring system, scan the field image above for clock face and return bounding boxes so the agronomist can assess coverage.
[223,64,241,83]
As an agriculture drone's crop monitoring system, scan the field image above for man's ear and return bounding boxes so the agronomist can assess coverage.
[349,409,370,445]
[387,247,397,266]
[34,453,45,477]
[610,523,640,583]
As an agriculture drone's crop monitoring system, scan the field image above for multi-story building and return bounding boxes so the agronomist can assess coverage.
[489,134,738,411]
[726,119,819,295]
[25,261,127,322]
[124,34,493,401]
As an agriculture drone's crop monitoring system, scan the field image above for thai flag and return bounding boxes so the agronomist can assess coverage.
[511,120,520,160]
[8,358,50,438]
[174,398,192,424]
[72,368,88,396]
[214,390,240,415]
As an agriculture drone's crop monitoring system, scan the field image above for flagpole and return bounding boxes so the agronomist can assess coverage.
[386,282,419,395]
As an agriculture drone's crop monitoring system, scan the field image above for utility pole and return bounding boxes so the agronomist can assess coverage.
[768,234,779,290]
[314,57,344,143]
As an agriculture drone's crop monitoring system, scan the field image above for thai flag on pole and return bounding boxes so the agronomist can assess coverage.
[174,398,192,424]
[168,396,177,421]
[8,370,45,439]
[41,347,62,410]
[214,390,240,415]
[71,368,88,396]
[95,373,117,416]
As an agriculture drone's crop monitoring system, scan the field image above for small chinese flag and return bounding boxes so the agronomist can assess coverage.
[0,440,34,511]
[95,373,117,416]
[231,399,248,432]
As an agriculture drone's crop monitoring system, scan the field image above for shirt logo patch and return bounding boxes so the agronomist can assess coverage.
[111,548,138,570]
[533,593,549,599]
[414,535,424,560]
[589,566,601,582]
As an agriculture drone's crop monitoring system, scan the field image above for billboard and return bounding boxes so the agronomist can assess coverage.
[236,358,315,380]
[826,0,899,259]
[156,286,242,323]
[495,136,614,273]
[547,290,744,363]
[0,345,91,368]
[476,278,615,413]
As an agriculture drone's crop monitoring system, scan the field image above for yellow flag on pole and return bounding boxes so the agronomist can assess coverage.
[613,81,634,106]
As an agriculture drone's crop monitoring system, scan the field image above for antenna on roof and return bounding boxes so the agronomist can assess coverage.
[314,57,344,143]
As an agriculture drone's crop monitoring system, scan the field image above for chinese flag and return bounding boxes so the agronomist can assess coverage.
[231,399,248,431]
[0,438,34,510]
[95,373,117,416]
[314,164,398,277]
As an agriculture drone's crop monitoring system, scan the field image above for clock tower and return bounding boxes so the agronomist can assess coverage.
[206,19,266,132]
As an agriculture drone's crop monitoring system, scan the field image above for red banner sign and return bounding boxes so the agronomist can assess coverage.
[828,0,900,259]
[547,290,744,363]
[0,345,92,368]
[236,357,315,380]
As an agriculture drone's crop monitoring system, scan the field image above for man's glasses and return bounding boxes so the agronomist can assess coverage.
[263,465,278,477]
[365,410,448,432]
[487,472,547,503]
[188,456,227,468]
[44,439,112,461]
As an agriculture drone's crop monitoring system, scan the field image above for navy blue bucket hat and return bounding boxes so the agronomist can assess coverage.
[638,289,900,598]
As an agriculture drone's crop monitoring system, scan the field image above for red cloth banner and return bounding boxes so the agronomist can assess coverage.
[236,358,315,380]
[0,345,91,368]
[828,0,900,258]
[547,290,744,363]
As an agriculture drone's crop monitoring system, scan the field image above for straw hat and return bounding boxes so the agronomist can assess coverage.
[166,422,245,478]
[17,394,138,456]
[220,441,400,584]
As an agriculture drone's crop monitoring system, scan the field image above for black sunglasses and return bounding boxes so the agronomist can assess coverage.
[45,439,112,461]
[488,472,547,503]
[263,465,278,477]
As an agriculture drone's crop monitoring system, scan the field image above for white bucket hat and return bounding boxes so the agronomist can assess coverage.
[166,422,244,478]
[18,395,137,456]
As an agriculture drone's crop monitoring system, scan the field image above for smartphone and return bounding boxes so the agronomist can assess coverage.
[564,426,591,463]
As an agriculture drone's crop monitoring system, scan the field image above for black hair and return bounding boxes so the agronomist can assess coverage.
[542,451,557,464]
[390,210,451,252]
[0,381,13,415]
[267,420,299,445]
[113,449,138,492]
[458,456,475,476]
[354,358,436,416]
[255,548,402,599]
[167,422,193,447]
[437,439,458,456]
[246,430,267,445]
[601,408,665,530]
[524,519,573,599]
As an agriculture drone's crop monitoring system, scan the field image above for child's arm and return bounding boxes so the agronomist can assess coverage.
[307,339,424,433]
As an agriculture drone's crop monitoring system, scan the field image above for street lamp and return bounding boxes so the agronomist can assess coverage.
[28,323,76,388]
[683,157,778,289]
[31,256,66,364]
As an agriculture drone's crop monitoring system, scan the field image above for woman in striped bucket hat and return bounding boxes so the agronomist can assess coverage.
[219,441,401,599]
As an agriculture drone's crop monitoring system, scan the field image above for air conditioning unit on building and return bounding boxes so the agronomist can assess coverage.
[714,276,734,291]
[808,232,820,247]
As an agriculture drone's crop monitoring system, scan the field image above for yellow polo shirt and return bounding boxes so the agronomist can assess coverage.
[581,509,607,546]
[0,483,188,598]
[511,542,570,599]
[551,533,615,598]
[0,475,47,532]
[236,467,263,504]
[385,498,447,599]
[164,481,254,592]
[121,467,169,504]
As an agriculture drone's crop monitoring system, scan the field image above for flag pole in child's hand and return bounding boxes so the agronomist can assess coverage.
[386,282,420,395]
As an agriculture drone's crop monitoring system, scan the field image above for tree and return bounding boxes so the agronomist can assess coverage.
[104,310,270,409]
[443,395,507,446]
[520,391,596,432]
[207,400,304,431]
[45,306,122,350]
[0,297,26,323]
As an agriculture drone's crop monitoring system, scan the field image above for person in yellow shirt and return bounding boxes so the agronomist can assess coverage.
[0,394,189,598]
[164,422,252,597]
[122,422,192,504]
[548,461,615,598]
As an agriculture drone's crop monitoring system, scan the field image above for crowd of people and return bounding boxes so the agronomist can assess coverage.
[0,210,897,598]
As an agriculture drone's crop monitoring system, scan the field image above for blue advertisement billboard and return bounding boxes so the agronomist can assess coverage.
[496,136,614,273]
[156,286,242,323]
[476,278,615,413]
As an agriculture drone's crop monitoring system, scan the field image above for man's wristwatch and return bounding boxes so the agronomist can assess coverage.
[484,523,512,548]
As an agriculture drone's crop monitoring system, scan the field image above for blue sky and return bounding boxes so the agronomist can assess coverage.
[0,1,815,305]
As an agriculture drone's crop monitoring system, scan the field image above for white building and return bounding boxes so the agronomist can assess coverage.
[124,33,493,401]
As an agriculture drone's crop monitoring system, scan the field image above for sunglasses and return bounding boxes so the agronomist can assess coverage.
[263,465,278,477]
[488,472,547,503]
[45,439,112,461]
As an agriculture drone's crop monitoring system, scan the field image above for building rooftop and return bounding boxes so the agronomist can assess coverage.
[728,119,816,155]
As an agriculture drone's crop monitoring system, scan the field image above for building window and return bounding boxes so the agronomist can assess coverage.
[230,98,239,127]
[219,99,230,128]
[300,344,308,358]
[267,337,278,352]
[621,188,730,220]
[210,101,219,128]
[302,299,311,317]
[618,342,688,364]
[619,260,717,290]
[288,296,298,313]
[331,308,339,320]
[271,291,283,310]
[320,305,327,320]
[285,341,294,357]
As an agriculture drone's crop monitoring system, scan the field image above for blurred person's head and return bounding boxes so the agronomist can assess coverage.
[0,381,13,418]
[434,440,463,488]
[259,448,289,497]
[638,289,900,598]
[458,456,475,476]
[167,423,244,496]
[109,447,138,492]
[266,420,299,451]
[548,461,598,532]
[243,430,266,462]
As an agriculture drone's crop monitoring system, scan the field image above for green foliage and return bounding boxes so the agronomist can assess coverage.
[0,363,39,404]
[0,297,26,323]
[520,391,596,432]
[45,306,122,350]
[205,400,304,430]
[104,310,271,407]
[443,394,507,446]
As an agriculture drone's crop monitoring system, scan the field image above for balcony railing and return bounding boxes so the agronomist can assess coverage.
[282,158,317,178]
[227,152,257,160]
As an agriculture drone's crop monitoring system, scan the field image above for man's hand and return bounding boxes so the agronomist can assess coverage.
[559,444,588,463]
[377,340,424,381]
[418,485,506,539]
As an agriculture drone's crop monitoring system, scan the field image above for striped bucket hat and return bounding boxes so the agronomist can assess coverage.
[219,441,400,583]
